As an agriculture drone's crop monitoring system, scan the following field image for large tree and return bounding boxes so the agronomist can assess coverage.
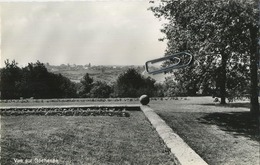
[150,0,259,113]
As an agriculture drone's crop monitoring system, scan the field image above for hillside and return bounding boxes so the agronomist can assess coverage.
[45,64,168,84]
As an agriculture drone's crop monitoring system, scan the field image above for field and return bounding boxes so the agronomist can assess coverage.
[0,97,259,165]
[1,110,176,165]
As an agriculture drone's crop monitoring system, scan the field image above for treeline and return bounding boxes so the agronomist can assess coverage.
[1,59,255,100]
[0,60,78,99]
[0,60,161,99]
[74,67,160,98]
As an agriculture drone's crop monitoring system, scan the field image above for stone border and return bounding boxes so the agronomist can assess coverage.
[0,104,141,111]
[140,105,208,165]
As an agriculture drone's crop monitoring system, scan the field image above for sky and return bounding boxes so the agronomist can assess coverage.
[0,0,167,67]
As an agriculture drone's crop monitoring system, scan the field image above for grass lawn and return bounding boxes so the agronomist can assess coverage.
[1,111,176,165]
[150,97,259,165]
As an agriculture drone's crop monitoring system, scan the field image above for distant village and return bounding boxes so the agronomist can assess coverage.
[45,63,143,72]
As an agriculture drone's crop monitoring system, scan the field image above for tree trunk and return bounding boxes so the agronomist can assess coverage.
[220,54,227,104]
[249,26,259,115]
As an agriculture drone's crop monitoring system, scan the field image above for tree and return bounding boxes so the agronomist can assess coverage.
[21,61,50,98]
[0,60,22,99]
[89,81,112,98]
[149,0,259,113]
[53,73,78,98]
[1,60,77,99]
[113,68,157,97]
[79,73,94,97]
[161,77,187,97]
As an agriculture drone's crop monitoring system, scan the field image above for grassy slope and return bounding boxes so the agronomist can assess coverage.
[150,97,259,165]
[1,111,176,165]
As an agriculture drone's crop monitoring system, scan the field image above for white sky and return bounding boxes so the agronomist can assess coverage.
[0,0,167,67]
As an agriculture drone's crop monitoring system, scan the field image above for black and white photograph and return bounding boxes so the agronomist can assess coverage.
[0,0,259,165]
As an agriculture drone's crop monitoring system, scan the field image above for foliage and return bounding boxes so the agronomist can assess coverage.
[0,60,22,99]
[149,0,258,107]
[79,73,94,98]
[160,77,187,97]
[113,68,157,97]
[0,60,77,99]
[89,81,112,98]
[78,74,113,98]
[21,61,52,98]
[0,64,159,99]
[21,61,77,99]
[54,74,78,98]
[154,83,165,97]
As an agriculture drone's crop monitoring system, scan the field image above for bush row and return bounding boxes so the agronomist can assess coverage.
[0,108,130,117]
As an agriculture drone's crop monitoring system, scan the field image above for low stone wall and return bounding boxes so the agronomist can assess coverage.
[140,105,208,165]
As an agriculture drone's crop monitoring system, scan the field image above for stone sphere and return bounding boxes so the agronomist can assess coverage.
[139,95,150,105]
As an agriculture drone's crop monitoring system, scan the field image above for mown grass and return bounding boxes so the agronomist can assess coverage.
[150,97,259,165]
[1,111,176,165]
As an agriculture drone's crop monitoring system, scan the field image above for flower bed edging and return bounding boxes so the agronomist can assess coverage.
[0,106,140,117]
[140,105,208,165]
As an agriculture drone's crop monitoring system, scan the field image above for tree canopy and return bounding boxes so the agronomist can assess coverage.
[89,81,112,98]
[113,68,157,97]
[79,73,94,98]
[0,60,77,99]
[149,0,259,113]
[0,60,22,99]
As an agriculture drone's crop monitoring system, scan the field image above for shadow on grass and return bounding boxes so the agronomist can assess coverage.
[199,111,259,141]
[201,103,251,108]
